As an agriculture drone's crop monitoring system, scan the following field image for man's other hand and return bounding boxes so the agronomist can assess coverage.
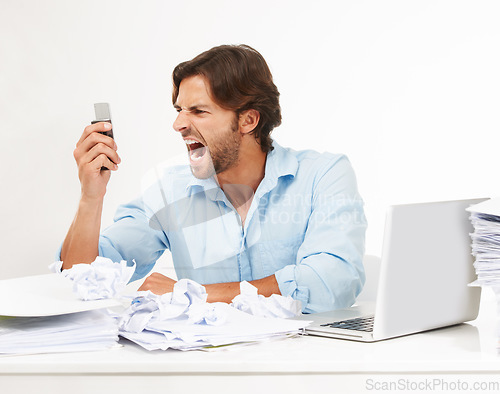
[138,273,177,294]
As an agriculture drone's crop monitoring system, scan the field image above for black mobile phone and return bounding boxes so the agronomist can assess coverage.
[91,102,114,170]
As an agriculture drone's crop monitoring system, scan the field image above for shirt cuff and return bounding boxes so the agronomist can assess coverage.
[51,244,64,272]
[274,265,310,312]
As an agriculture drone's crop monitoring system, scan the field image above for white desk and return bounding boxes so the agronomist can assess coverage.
[1,291,500,394]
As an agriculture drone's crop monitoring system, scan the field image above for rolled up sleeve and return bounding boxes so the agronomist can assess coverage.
[274,155,367,313]
[55,197,170,283]
[99,198,170,282]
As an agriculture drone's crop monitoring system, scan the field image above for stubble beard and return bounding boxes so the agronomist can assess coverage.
[191,117,241,179]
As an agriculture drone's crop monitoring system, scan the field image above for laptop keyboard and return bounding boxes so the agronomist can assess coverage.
[320,315,375,332]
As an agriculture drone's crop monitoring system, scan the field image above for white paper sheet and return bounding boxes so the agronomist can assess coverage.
[0,274,121,317]
[466,198,498,215]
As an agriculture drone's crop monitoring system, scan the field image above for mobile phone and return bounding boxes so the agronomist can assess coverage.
[91,102,114,138]
[91,102,114,170]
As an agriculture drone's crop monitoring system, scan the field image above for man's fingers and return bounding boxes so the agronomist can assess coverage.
[95,153,118,171]
[86,142,121,164]
[87,150,119,171]
[77,122,112,146]
[79,150,119,176]
[79,142,121,167]
[81,153,117,173]
[138,273,176,295]
[77,128,116,153]
[75,128,118,166]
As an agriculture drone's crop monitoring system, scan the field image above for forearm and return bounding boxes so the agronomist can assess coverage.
[60,198,103,270]
[61,121,120,270]
[204,274,281,303]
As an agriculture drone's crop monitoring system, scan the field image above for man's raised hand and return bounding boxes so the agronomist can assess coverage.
[73,122,121,201]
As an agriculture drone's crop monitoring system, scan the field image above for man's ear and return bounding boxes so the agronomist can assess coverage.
[238,109,260,134]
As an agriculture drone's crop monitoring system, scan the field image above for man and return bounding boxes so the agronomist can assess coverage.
[60,44,366,313]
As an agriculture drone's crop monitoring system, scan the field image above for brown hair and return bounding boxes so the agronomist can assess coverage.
[172,44,281,153]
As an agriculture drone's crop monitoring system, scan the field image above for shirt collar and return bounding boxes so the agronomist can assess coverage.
[185,175,222,200]
[256,141,298,198]
[185,140,298,199]
[186,173,217,191]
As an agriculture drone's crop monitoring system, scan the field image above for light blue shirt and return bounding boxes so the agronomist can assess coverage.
[85,142,366,313]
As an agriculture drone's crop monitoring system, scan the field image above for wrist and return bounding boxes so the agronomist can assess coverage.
[77,196,104,219]
[79,194,105,207]
[205,282,240,303]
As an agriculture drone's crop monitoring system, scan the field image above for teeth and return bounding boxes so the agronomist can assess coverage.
[185,138,206,162]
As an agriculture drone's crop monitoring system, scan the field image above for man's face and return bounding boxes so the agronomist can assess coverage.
[173,75,241,179]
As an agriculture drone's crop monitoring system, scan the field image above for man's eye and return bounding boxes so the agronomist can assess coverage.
[174,108,206,114]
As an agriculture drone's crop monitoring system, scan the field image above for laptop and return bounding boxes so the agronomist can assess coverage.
[295,198,486,342]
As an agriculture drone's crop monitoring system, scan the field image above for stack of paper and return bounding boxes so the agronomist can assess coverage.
[468,199,500,287]
[0,309,119,355]
[0,273,122,355]
[468,198,500,345]
[120,304,307,351]
[118,279,310,351]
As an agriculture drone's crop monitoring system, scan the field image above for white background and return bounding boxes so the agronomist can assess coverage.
[0,0,499,280]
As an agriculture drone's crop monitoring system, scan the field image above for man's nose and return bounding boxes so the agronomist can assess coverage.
[173,111,189,133]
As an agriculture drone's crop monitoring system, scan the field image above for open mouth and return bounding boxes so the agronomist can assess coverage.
[185,139,207,162]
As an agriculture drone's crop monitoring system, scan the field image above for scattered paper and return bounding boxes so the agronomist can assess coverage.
[231,281,302,318]
[49,257,135,301]
[118,279,224,333]
[118,279,309,351]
